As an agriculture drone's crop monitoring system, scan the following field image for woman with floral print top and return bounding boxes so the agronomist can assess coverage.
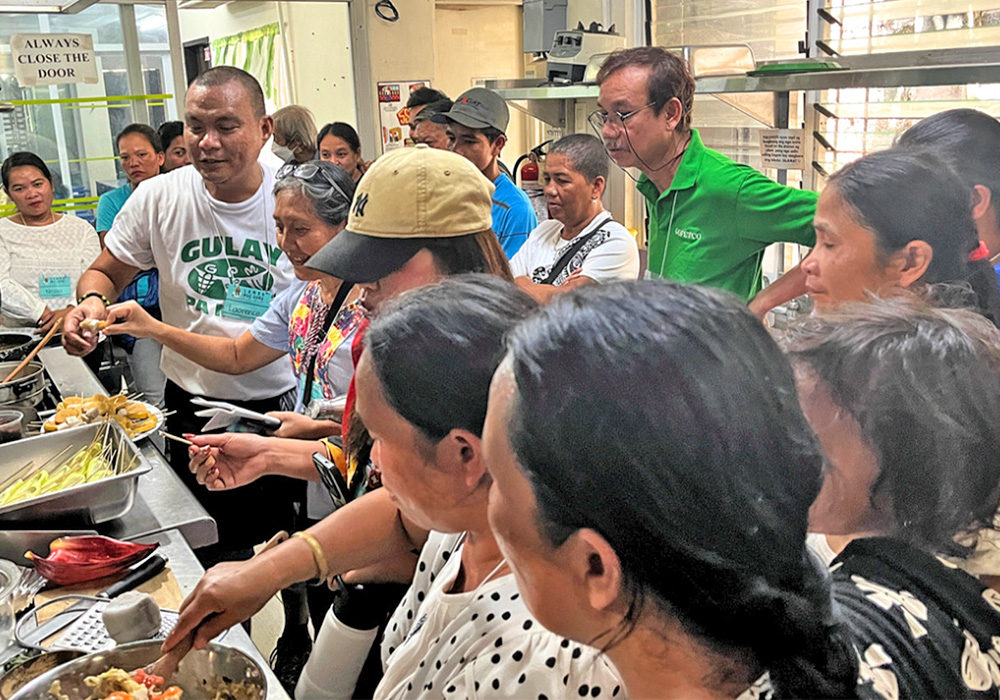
[105,160,358,440]
[783,294,1000,699]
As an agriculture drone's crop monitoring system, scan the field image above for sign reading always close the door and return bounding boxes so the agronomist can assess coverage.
[10,34,98,87]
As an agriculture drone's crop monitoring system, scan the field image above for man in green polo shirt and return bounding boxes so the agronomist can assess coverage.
[593,46,816,316]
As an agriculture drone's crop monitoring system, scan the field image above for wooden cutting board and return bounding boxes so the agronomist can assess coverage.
[33,566,184,622]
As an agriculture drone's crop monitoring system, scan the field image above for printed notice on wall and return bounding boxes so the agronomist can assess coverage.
[760,129,805,170]
[11,34,98,87]
[377,80,431,153]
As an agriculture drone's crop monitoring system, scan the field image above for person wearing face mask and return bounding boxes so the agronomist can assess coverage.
[273,106,318,175]
[0,152,100,330]
[510,134,639,302]
[594,47,818,318]
[96,123,167,408]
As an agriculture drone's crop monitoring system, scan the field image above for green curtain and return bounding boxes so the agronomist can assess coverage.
[210,23,280,102]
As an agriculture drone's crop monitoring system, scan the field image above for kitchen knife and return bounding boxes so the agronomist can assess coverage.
[7,554,167,657]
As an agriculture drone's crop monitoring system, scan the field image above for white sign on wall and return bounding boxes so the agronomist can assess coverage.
[760,128,806,170]
[10,33,98,87]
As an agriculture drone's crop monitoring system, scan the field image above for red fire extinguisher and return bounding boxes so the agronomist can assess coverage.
[519,158,539,190]
[515,140,551,221]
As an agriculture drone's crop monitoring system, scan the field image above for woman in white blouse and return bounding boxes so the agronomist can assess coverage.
[510,134,639,303]
[0,152,100,330]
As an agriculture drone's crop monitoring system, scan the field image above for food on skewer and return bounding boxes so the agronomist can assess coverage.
[43,393,157,438]
[79,319,108,334]
[0,423,139,508]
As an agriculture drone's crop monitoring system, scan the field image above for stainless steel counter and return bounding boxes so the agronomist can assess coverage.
[37,347,217,547]
[29,349,288,699]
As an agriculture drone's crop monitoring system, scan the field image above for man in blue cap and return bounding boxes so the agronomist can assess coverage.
[445,87,537,257]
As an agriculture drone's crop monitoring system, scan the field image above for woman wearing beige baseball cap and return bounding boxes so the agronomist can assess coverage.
[305,143,512,293]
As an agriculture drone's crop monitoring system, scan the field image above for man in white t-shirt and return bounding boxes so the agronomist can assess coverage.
[63,66,298,565]
[511,134,639,303]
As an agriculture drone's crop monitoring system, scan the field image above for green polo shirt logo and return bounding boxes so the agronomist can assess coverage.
[637,129,817,302]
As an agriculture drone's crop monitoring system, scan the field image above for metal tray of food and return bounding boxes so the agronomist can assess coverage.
[0,423,150,525]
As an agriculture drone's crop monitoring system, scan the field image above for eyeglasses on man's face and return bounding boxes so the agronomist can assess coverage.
[587,102,656,133]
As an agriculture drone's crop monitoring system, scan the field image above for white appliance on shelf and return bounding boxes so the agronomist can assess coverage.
[547,22,625,84]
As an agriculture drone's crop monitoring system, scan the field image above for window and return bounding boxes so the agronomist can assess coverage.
[814,1,1000,176]
[0,3,177,222]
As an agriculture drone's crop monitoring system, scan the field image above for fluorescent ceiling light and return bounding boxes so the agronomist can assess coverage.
[0,0,99,13]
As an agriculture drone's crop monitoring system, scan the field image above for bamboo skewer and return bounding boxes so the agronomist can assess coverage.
[1,318,62,383]
[0,460,35,493]
[35,444,74,472]
[160,430,193,446]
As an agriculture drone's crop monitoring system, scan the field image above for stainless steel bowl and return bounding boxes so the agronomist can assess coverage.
[8,641,266,700]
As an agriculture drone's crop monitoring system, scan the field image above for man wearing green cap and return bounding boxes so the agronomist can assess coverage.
[445,87,537,258]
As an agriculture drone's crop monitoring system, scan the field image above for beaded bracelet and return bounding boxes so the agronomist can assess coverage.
[77,292,110,306]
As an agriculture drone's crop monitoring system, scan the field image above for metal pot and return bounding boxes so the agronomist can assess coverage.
[0,364,44,407]
[9,641,266,700]
[0,335,36,365]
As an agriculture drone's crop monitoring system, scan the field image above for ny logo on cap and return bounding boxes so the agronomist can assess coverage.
[352,193,369,218]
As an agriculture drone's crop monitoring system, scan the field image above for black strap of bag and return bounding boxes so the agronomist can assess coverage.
[540,214,613,285]
[302,282,353,406]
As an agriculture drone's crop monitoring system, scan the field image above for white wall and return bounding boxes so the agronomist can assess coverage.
[176,1,538,163]
[434,4,531,163]
[279,2,356,127]
[567,0,603,30]
[178,1,357,147]
[178,2,278,44]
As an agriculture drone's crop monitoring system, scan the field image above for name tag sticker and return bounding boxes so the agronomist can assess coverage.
[38,275,71,299]
[220,283,274,321]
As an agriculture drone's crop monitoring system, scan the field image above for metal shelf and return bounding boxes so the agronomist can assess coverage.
[486,46,1000,128]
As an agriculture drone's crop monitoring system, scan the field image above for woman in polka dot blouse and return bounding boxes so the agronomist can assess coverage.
[482,281,861,700]
[357,277,622,699]
[166,276,623,699]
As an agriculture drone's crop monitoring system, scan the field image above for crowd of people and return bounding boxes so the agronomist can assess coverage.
[1,43,999,699]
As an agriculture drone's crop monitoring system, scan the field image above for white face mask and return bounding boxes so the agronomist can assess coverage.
[272,142,295,162]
